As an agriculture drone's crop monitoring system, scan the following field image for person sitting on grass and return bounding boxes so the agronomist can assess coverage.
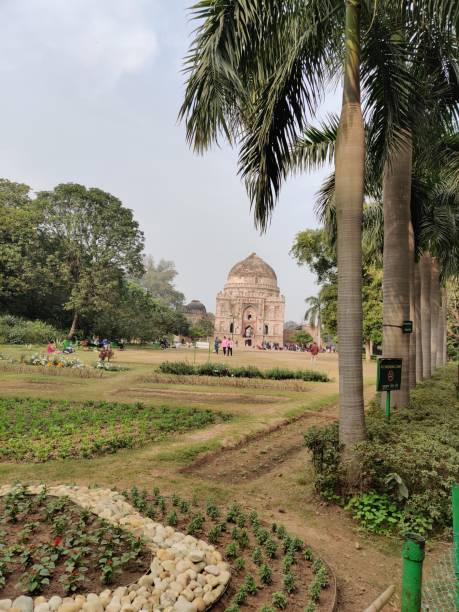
[47,341,56,354]
[63,337,75,354]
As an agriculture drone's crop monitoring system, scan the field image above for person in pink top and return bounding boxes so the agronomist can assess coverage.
[227,338,233,356]
[47,341,56,354]
[221,336,228,356]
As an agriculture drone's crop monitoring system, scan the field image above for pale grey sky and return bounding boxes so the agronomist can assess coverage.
[0,0,340,321]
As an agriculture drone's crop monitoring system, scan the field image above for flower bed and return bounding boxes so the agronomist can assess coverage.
[23,354,85,369]
[0,398,232,463]
[0,484,231,612]
[0,485,150,598]
[121,488,334,611]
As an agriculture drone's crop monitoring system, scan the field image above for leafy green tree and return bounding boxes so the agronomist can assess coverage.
[90,282,189,342]
[0,179,64,322]
[292,330,313,347]
[35,183,144,337]
[140,256,185,309]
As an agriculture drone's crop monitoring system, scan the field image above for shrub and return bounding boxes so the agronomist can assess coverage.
[346,492,403,534]
[305,366,459,533]
[158,361,196,375]
[272,592,288,610]
[304,423,343,502]
[264,367,329,382]
[157,361,329,382]
[0,315,63,345]
[197,362,232,377]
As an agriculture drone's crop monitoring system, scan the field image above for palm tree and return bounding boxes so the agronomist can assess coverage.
[179,0,369,474]
[179,0,456,478]
[304,295,322,348]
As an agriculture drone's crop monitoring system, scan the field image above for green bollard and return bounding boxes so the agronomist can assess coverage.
[401,533,425,612]
[453,485,459,611]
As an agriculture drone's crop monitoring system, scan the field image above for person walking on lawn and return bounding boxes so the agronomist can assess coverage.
[310,341,319,363]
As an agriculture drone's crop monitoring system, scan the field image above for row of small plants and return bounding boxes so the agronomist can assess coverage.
[0,397,232,462]
[23,354,85,369]
[122,486,331,611]
[158,361,330,382]
[304,365,459,535]
[1,351,128,372]
[0,485,149,597]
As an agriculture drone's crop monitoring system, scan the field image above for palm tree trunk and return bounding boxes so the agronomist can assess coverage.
[442,288,448,365]
[420,253,432,378]
[437,287,446,367]
[414,261,423,382]
[365,340,371,361]
[68,311,79,339]
[430,258,441,373]
[335,0,366,475]
[408,222,416,389]
[382,135,412,407]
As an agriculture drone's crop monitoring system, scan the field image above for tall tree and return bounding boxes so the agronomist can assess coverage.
[140,256,185,309]
[304,295,322,347]
[35,184,144,336]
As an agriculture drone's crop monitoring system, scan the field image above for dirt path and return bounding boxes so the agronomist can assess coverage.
[186,407,337,483]
[185,400,402,611]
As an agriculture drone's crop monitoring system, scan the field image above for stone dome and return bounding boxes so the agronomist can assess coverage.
[184,300,207,314]
[228,253,277,282]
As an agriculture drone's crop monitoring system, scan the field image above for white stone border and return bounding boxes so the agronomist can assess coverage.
[0,485,231,612]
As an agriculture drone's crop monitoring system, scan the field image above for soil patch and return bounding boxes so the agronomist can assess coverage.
[120,387,282,404]
[0,488,150,599]
[185,409,337,482]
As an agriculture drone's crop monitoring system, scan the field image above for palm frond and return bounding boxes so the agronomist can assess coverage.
[237,1,343,231]
[289,114,339,173]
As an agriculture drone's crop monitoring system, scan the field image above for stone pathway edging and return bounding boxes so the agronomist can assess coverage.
[0,485,231,612]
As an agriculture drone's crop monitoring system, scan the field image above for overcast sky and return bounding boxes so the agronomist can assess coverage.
[0,0,340,321]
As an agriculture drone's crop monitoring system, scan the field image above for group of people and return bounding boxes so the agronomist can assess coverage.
[47,338,76,355]
[214,336,234,356]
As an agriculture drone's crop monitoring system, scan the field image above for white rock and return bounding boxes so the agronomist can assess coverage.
[218,570,231,585]
[173,598,196,612]
[48,597,62,612]
[188,551,203,564]
[12,597,33,612]
[204,565,219,576]
[138,576,154,588]
[205,575,219,588]
[0,601,12,611]
[202,592,215,607]
[34,604,50,612]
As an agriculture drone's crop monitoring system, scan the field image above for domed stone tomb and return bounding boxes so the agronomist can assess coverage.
[184,300,207,325]
[214,253,285,347]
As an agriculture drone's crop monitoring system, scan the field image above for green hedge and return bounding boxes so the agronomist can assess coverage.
[0,315,63,345]
[158,361,329,382]
[305,364,459,534]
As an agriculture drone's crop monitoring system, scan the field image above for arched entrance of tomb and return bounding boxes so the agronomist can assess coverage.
[244,325,254,346]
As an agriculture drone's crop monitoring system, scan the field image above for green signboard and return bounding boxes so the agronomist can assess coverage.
[377,358,403,392]
[402,320,413,334]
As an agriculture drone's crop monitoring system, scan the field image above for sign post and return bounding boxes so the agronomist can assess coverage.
[377,358,403,421]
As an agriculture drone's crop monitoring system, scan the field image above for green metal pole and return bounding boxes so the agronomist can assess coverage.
[401,533,425,612]
[452,484,459,610]
[385,390,391,421]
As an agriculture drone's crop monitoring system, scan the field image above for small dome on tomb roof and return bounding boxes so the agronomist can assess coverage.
[228,253,277,282]
[184,300,207,314]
